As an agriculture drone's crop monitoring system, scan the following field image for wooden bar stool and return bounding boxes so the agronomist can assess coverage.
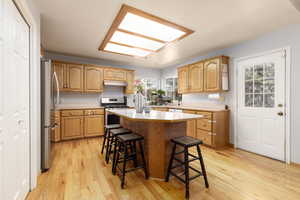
[101,124,121,154]
[113,133,148,189]
[165,136,209,199]
[105,128,131,163]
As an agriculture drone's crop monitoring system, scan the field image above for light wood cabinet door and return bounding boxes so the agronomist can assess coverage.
[84,115,104,137]
[125,71,135,94]
[104,68,126,81]
[85,66,103,92]
[204,58,221,92]
[196,129,212,146]
[61,116,84,140]
[189,62,204,92]
[183,110,196,137]
[53,62,66,90]
[66,64,84,91]
[178,66,189,94]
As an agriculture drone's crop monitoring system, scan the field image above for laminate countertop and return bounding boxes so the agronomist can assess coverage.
[150,105,227,112]
[107,108,203,122]
[55,104,104,110]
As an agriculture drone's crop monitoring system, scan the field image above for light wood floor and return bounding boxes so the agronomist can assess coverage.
[27,138,300,200]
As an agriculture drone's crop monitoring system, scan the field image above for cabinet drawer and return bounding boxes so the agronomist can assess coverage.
[196,129,212,146]
[84,109,104,116]
[61,110,84,117]
[183,110,196,114]
[197,118,212,131]
[196,111,212,119]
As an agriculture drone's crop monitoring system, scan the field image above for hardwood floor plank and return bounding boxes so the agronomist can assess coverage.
[26,138,300,200]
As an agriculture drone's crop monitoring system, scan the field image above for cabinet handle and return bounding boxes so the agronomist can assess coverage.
[208,132,216,136]
[208,120,216,123]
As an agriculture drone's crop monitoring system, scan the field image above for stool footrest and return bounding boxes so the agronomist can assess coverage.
[170,171,185,183]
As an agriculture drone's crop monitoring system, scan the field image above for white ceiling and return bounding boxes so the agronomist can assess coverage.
[36,0,300,68]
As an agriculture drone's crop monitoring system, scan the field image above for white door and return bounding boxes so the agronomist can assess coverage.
[0,0,30,199]
[237,50,286,161]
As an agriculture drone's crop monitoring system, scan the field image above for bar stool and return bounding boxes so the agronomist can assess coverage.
[165,136,209,199]
[105,128,131,163]
[101,124,121,154]
[113,133,148,189]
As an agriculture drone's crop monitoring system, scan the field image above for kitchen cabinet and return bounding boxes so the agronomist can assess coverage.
[177,55,229,93]
[189,62,204,92]
[178,66,189,94]
[204,56,229,92]
[104,68,126,81]
[183,110,196,138]
[66,63,84,91]
[59,108,105,141]
[84,115,104,137]
[61,116,84,140]
[52,61,135,93]
[125,71,135,94]
[85,65,103,92]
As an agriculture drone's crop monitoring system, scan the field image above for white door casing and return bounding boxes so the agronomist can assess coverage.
[1,0,30,199]
[236,50,286,161]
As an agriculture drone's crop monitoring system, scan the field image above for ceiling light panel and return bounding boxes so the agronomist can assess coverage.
[104,42,151,57]
[119,13,186,42]
[99,4,194,57]
[110,31,164,51]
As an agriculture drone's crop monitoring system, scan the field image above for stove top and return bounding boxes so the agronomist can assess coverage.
[101,97,128,109]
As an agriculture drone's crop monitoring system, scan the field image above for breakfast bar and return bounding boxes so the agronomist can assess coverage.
[107,108,203,179]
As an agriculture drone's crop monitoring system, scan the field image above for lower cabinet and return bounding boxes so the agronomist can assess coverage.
[61,116,84,140]
[84,115,104,137]
[183,110,197,138]
[57,108,104,141]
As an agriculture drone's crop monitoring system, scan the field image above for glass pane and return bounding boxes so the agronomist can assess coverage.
[245,94,253,107]
[254,80,263,93]
[264,63,275,78]
[264,94,274,108]
[264,79,274,93]
[110,31,164,51]
[245,80,253,93]
[254,65,263,80]
[254,94,263,107]
[104,42,151,57]
[245,67,253,80]
[119,13,186,42]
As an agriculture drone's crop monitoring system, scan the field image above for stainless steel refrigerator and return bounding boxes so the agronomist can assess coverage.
[41,59,60,171]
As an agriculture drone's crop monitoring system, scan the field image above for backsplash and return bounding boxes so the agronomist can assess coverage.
[58,86,130,105]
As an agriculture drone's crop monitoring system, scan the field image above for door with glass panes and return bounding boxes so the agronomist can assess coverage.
[237,50,286,161]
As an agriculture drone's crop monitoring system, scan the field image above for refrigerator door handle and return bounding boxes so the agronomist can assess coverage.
[52,72,60,105]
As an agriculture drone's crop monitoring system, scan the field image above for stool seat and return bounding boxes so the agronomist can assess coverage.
[111,128,131,136]
[171,136,202,147]
[117,133,143,142]
[106,124,121,129]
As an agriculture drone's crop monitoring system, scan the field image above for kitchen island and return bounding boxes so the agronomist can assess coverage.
[107,108,203,179]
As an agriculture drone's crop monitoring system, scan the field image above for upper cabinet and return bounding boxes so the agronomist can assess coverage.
[66,64,84,91]
[52,61,135,93]
[104,68,126,81]
[85,65,103,93]
[177,55,229,94]
[178,66,189,94]
[189,62,204,93]
[125,71,135,94]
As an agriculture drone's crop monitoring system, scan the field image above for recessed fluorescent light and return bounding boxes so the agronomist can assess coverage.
[104,42,151,57]
[119,13,186,42]
[110,31,164,51]
[99,4,194,57]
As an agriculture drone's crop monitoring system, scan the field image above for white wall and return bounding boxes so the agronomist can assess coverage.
[161,23,300,164]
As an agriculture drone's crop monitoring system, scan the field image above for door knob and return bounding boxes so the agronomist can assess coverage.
[277,112,284,116]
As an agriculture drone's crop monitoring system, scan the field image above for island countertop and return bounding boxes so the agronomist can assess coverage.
[107,108,203,122]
